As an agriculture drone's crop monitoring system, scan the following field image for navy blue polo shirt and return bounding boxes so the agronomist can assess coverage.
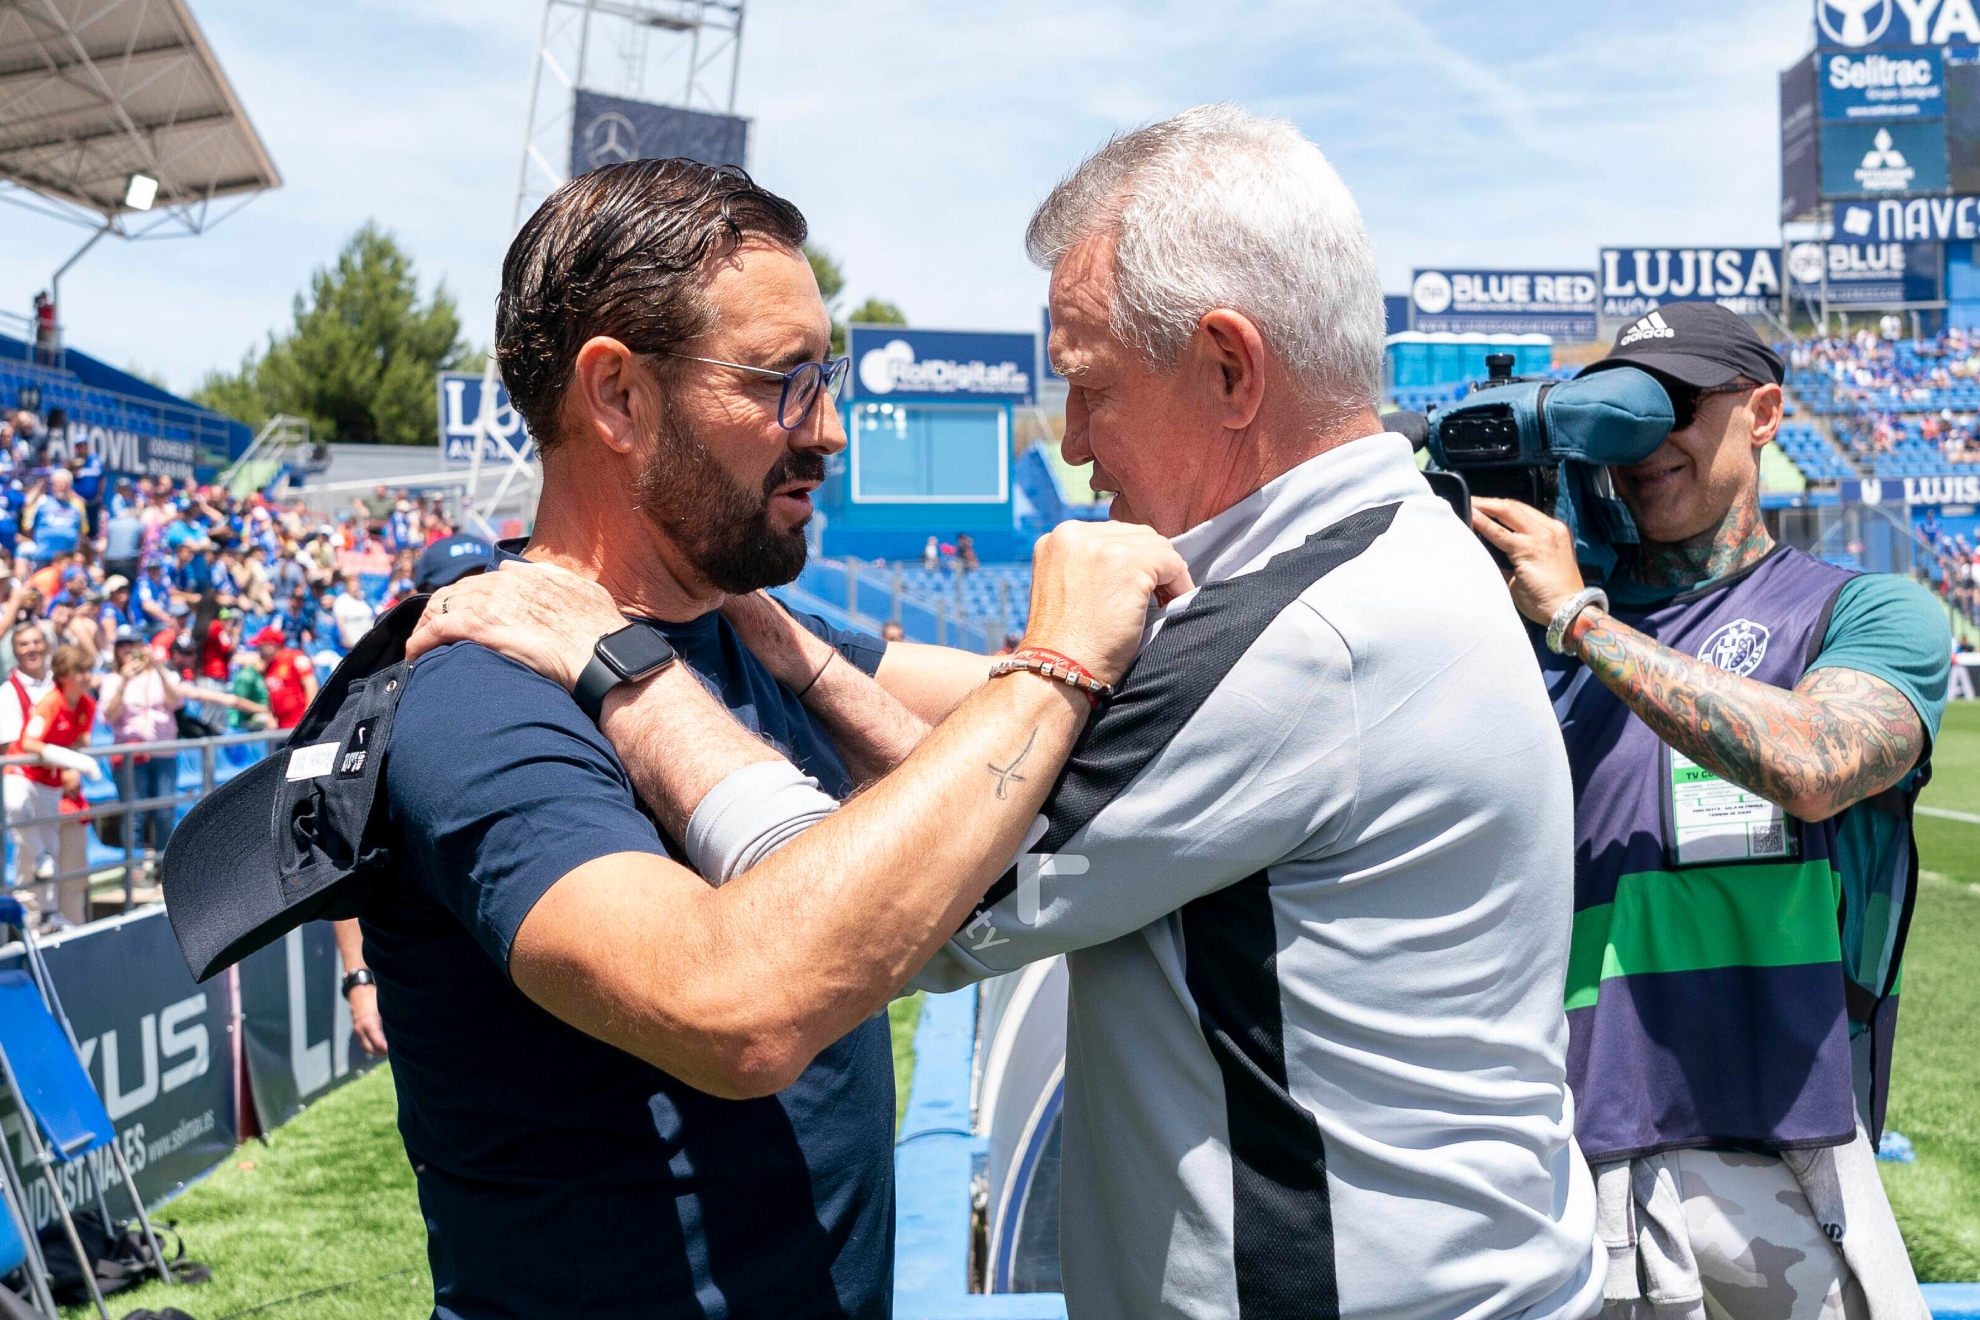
[365,565,894,1320]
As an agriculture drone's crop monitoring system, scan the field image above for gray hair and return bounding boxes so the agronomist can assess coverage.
[1026,103,1383,417]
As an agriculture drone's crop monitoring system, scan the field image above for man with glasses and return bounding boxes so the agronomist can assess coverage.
[1475,302,1940,1317]
[349,156,1184,1320]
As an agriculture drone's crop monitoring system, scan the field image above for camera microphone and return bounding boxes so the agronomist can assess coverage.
[1388,410,1431,452]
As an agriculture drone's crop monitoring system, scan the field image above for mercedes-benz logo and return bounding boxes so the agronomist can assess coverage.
[583,111,639,170]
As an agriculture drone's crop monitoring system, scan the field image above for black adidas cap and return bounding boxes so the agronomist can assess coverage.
[162,596,427,982]
[415,534,492,592]
[1579,302,1784,389]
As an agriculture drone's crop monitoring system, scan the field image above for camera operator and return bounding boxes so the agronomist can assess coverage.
[1473,303,1941,1319]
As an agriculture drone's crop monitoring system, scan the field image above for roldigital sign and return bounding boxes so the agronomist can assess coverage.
[1784,1,1980,218]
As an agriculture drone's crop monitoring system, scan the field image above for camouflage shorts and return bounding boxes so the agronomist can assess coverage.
[1601,1146,1868,1320]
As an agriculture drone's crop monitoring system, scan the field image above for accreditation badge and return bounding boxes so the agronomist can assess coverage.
[1662,744,1796,868]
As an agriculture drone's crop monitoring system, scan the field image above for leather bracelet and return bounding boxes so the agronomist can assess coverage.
[989,646,1115,708]
[1545,587,1609,656]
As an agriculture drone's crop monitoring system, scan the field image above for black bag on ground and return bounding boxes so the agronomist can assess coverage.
[35,1209,210,1302]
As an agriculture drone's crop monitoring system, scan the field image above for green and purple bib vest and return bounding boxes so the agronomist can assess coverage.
[1540,546,1917,1162]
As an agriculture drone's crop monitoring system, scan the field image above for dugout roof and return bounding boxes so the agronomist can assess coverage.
[0,0,279,228]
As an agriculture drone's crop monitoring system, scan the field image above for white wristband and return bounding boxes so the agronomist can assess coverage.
[1545,587,1609,655]
[683,759,840,886]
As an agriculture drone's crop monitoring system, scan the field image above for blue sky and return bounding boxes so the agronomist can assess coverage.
[0,0,1819,396]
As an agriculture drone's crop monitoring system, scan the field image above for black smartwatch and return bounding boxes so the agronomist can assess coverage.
[574,622,678,722]
[342,968,375,998]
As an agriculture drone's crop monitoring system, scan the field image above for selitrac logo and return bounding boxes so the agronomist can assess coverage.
[857,338,1030,397]
[1856,126,1916,189]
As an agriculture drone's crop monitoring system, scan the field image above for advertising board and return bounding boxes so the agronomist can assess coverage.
[0,909,237,1223]
[1784,57,1823,221]
[1598,248,1782,318]
[1813,0,1980,51]
[1408,269,1597,339]
[568,90,748,174]
[1820,119,1951,194]
[436,371,534,466]
[238,922,382,1131]
[1819,47,1945,118]
[848,326,1036,405]
[1787,240,1943,304]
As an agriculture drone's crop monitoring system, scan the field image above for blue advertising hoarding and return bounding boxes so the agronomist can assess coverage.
[1820,119,1951,194]
[1820,47,1945,117]
[1787,239,1942,303]
[1814,0,1980,50]
[850,326,1036,405]
[1784,57,1823,221]
[1836,191,1980,236]
[1598,248,1782,318]
[1408,269,1596,339]
[436,371,534,465]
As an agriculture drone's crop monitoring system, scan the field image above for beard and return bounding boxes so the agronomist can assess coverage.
[630,399,821,595]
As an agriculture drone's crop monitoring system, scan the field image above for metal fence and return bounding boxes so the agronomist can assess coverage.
[0,729,288,923]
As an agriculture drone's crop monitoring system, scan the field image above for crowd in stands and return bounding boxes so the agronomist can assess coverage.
[0,401,462,930]
[1787,328,1980,470]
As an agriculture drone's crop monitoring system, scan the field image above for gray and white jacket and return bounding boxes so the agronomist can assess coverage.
[694,433,1602,1320]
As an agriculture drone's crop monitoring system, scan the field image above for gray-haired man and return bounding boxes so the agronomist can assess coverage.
[436,108,1602,1320]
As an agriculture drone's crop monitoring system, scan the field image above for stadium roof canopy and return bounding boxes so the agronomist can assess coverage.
[0,0,280,236]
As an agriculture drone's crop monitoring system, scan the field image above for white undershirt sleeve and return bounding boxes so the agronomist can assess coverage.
[682,759,840,886]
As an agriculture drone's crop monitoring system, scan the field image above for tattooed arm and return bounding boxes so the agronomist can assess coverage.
[1562,608,1923,821]
[1473,495,1926,823]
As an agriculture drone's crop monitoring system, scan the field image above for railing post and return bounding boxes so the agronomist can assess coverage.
[120,755,136,914]
[891,566,903,625]
[846,557,858,617]
[937,602,948,648]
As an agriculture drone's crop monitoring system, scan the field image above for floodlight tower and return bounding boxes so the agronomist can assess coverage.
[512,0,747,228]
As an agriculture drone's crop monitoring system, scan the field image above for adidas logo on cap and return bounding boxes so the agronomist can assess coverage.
[1618,312,1676,348]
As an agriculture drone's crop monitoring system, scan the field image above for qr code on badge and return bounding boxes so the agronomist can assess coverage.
[1751,822,1786,856]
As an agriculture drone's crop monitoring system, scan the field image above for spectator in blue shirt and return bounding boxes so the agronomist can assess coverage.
[22,471,86,566]
[102,500,144,584]
[134,559,173,633]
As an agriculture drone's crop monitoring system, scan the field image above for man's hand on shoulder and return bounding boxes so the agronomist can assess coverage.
[1024,520,1194,686]
[407,558,623,690]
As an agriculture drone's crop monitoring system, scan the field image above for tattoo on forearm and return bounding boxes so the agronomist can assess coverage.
[1570,612,1923,819]
[988,729,1038,800]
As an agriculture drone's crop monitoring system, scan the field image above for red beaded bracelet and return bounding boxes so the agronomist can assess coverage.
[988,646,1115,708]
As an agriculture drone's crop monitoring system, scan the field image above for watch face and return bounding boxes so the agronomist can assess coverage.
[599,623,676,679]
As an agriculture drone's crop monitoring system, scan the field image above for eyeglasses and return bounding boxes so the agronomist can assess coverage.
[667,353,852,430]
[1665,380,1754,432]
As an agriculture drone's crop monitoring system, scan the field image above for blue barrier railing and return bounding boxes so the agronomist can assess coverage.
[894,989,1064,1319]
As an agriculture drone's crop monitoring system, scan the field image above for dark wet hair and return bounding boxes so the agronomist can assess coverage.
[495,158,808,452]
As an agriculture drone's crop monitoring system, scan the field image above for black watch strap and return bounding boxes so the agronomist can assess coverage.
[573,654,624,723]
[574,622,677,722]
[342,968,375,997]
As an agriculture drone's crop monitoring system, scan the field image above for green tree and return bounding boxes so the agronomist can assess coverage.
[804,243,906,353]
[846,297,906,328]
[195,223,476,445]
